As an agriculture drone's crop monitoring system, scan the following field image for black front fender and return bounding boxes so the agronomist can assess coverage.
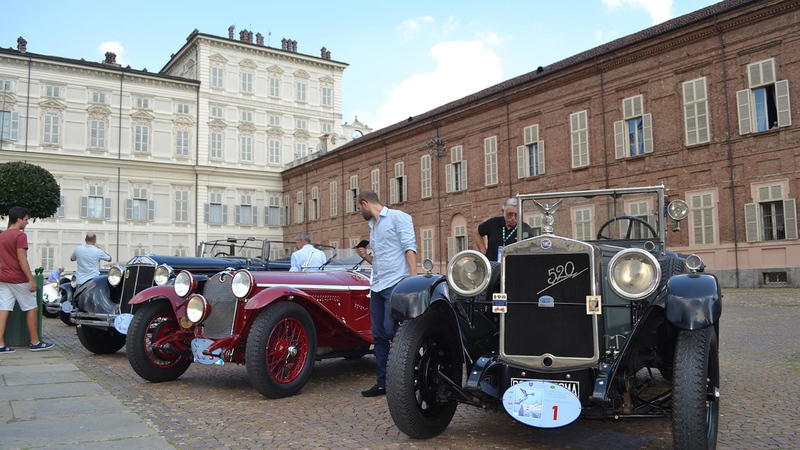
[75,276,115,315]
[665,273,721,330]
[390,274,448,320]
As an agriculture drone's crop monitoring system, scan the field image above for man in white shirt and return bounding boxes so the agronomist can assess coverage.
[70,233,111,286]
[289,233,326,272]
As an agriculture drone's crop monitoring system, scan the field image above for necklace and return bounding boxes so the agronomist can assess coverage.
[502,225,517,244]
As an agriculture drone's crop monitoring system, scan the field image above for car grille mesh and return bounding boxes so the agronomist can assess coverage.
[201,273,237,339]
[121,265,156,314]
[504,253,594,358]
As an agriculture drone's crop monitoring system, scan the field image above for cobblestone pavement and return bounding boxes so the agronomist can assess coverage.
[41,289,799,449]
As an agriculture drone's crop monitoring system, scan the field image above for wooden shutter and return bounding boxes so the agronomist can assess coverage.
[80,196,88,218]
[235,205,241,224]
[390,178,397,204]
[537,141,545,175]
[736,89,752,135]
[203,203,209,223]
[517,145,527,178]
[222,204,228,224]
[775,80,791,127]
[461,161,468,190]
[10,112,19,140]
[744,202,759,242]
[402,176,407,203]
[148,200,155,222]
[125,199,133,220]
[447,236,457,260]
[523,125,538,145]
[784,199,798,240]
[613,120,626,159]
[104,197,112,220]
[445,164,454,193]
[643,113,653,154]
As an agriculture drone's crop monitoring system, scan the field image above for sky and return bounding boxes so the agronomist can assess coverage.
[1,0,720,131]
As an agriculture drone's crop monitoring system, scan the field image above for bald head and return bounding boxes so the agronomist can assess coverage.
[85,233,97,244]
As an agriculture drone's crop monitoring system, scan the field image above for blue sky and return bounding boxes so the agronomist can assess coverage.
[1,0,718,131]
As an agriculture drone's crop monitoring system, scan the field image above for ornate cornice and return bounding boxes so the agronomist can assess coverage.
[173,115,194,128]
[293,129,310,141]
[208,118,227,131]
[267,65,284,75]
[238,121,256,133]
[239,59,257,69]
[87,104,112,119]
[266,127,284,138]
[131,109,155,121]
[209,53,229,65]
[39,98,65,110]
[293,70,310,79]
[319,76,334,86]
[201,37,347,72]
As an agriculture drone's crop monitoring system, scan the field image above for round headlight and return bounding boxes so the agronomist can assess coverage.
[232,271,254,299]
[70,275,77,289]
[668,199,689,221]
[154,264,173,286]
[447,250,491,297]
[186,294,210,323]
[108,265,124,287]
[174,271,195,298]
[608,248,661,301]
[685,254,703,271]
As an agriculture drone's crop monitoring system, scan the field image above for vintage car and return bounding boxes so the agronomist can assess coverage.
[61,238,293,355]
[387,185,721,449]
[124,251,373,399]
[42,273,75,319]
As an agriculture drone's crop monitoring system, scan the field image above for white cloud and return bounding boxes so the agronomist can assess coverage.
[476,30,511,46]
[398,16,436,42]
[602,0,673,24]
[98,41,127,66]
[373,40,503,129]
[443,16,460,35]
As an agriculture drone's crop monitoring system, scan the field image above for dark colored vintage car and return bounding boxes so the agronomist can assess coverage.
[387,185,721,449]
[61,238,293,355]
[42,273,75,319]
[124,252,373,399]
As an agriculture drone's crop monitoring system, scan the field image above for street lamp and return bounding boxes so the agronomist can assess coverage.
[426,136,446,158]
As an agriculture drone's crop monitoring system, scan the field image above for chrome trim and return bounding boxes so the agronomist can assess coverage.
[255,283,370,291]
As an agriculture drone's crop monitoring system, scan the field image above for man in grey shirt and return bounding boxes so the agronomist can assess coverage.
[70,233,111,286]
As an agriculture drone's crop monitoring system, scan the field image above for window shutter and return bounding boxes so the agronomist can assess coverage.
[538,140,545,175]
[744,202,759,242]
[523,125,538,145]
[783,199,798,240]
[390,178,398,204]
[445,164,454,193]
[279,203,286,226]
[618,218,631,238]
[56,195,66,217]
[402,176,407,203]
[623,98,633,119]
[10,111,19,140]
[447,236,457,260]
[736,89,752,135]
[104,197,112,220]
[775,80,791,127]
[235,205,241,224]
[748,62,762,87]
[647,214,658,232]
[222,204,228,224]
[204,203,209,223]
[517,145,527,178]
[125,199,133,220]
[461,161,468,190]
[148,200,155,222]
[633,96,643,118]
[642,113,653,154]
[613,120,626,159]
[252,206,258,225]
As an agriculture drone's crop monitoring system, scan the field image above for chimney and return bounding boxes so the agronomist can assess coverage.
[256,32,263,46]
[281,38,287,50]
[104,52,117,65]
[239,29,248,42]
[292,40,298,52]
[17,36,26,53]
[228,26,235,39]
[248,31,254,42]
[326,50,331,59]
[320,47,326,58]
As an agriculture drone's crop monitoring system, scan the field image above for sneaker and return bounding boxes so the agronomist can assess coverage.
[0,345,15,354]
[29,341,54,352]
[361,384,386,397]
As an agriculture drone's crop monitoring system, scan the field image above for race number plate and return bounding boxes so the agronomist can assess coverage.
[114,313,134,334]
[502,380,581,428]
[191,338,224,366]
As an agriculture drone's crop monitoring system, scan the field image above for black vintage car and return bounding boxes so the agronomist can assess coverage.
[60,238,293,354]
[387,185,721,449]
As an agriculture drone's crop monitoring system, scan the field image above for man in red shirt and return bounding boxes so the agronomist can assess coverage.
[0,206,54,353]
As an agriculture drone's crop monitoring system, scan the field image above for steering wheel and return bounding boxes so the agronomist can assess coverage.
[596,215,657,240]
[214,252,230,257]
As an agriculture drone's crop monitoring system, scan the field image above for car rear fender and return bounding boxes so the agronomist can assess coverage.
[128,285,187,314]
[665,273,721,331]
[389,274,447,320]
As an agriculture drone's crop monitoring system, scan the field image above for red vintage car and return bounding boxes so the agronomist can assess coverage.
[124,258,373,398]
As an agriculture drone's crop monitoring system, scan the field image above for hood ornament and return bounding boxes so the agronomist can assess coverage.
[533,199,562,234]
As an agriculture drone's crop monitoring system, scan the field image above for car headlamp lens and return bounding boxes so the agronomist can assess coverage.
[447,250,491,297]
[668,200,689,221]
[174,271,195,298]
[232,271,253,299]
[685,254,703,271]
[608,248,661,300]
[186,295,210,323]
[154,264,173,286]
[108,266,124,287]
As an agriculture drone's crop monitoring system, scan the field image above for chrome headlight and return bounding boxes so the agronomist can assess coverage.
[608,248,661,301]
[174,271,196,298]
[685,254,703,271]
[70,275,77,289]
[108,265,125,287]
[447,250,491,297]
[186,294,211,323]
[667,199,689,221]
[232,270,254,299]
[154,264,174,286]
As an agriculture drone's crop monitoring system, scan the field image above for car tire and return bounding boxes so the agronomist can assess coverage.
[76,325,127,354]
[126,301,191,383]
[387,310,463,439]
[58,310,75,326]
[660,257,686,285]
[42,309,58,319]
[246,302,317,399]
[672,327,719,449]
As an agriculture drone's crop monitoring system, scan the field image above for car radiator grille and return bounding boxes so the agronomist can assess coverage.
[121,265,156,313]
[201,273,237,340]
[504,253,594,358]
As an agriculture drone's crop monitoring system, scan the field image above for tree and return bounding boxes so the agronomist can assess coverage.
[0,161,61,221]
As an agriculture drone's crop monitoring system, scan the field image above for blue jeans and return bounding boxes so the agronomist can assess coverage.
[370,285,398,388]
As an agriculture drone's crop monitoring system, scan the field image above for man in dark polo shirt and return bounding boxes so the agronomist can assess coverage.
[473,198,533,262]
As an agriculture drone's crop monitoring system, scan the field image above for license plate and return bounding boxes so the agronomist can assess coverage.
[511,377,580,397]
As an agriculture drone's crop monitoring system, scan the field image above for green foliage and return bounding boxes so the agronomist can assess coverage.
[0,161,61,220]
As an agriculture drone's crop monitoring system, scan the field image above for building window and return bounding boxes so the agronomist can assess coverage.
[446,145,468,193]
[236,193,255,225]
[175,187,189,223]
[574,208,593,241]
[56,195,66,218]
[177,103,190,115]
[174,247,188,257]
[206,191,226,224]
[295,191,305,223]
[627,201,654,239]
[41,246,55,272]
[133,247,148,257]
[45,85,61,98]
[134,97,150,109]
[240,135,253,162]
[127,187,153,222]
[269,114,281,126]
[269,77,280,97]
[517,125,545,178]
[241,72,253,93]
[309,187,320,221]
[0,79,13,91]
[89,120,106,149]
[322,122,332,133]
[448,226,468,259]
[0,110,20,141]
[690,193,715,245]
[43,114,60,144]
[81,184,110,220]
[390,162,407,204]
[295,142,307,159]
[210,132,223,159]
[737,58,791,134]
[210,105,224,118]
[321,86,332,106]
[745,184,798,242]
[683,77,710,145]
[421,228,434,262]
[266,195,282,226]
[269,139,281,164]
[346,175,358,213]
[570,111,589,168]
[371,169,380,199]
[614,95,653,158]
[484,137,498,186]
[134,125,149,152]
[421,155,431,199]
[176,129,190,156]
[240,110,253,123]
[296,118,307,130]
[329,181,338,217]
[91,91,107,104]
[295,82,307,102]
[211,67,224,89]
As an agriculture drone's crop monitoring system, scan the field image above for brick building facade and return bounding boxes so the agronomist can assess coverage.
[282,0,800,288]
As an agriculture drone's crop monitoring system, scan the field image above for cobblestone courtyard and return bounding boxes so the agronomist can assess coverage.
[41,289,800,449]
